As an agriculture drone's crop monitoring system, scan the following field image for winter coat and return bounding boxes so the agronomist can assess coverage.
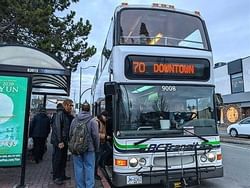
[95,118,107,144]
[29,112,50,138]
[50,109,74,145]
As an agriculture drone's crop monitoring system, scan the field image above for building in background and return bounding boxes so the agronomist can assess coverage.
[214,56,250,125]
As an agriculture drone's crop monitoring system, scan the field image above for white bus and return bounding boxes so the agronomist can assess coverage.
[91,3,223,187]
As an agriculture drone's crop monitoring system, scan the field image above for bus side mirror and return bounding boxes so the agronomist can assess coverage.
[215,93,223,107]
[104,82,118,95]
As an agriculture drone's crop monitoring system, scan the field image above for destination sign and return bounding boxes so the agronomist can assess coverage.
[125,56,210,81]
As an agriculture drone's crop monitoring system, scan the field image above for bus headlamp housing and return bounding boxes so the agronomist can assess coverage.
[129,158,138,167]
[200,154,207,162]
[207,153,216,162]
[139,158,146,166]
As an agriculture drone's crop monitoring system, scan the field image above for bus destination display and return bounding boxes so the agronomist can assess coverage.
[125,55,210,81]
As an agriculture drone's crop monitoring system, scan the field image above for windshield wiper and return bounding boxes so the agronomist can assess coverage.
[179,127,209,142]
[133,128,208,145]
[133,130,183,145]
[134,137,153,145]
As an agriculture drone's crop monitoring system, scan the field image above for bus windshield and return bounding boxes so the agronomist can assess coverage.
[117,85,217,138]
[119,9,209,50]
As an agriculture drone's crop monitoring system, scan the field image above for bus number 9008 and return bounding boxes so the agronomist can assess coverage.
[162,86,176,92]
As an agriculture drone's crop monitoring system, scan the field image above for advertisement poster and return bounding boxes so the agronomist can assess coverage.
[0,75,28,166]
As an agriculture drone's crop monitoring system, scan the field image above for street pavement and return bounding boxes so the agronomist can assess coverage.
[0,127,249,188]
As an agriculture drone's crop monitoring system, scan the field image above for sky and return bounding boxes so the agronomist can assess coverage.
[68,0,250,105]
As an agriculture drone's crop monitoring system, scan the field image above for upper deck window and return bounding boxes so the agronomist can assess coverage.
[119,9,209,50]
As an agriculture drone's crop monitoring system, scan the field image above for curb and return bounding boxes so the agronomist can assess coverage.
[98,167,111,188]
[220,136,250,145]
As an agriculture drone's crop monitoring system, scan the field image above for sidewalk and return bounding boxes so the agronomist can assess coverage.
[0,143,105,188]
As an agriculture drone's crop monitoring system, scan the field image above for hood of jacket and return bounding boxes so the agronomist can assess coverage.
[77,111,92,123]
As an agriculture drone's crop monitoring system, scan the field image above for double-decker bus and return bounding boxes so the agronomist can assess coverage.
[91,3,223,187]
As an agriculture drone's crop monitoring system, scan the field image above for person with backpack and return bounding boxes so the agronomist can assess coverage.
[69,101,99,188]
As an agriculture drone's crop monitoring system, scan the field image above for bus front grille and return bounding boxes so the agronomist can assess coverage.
[153,155,194,167]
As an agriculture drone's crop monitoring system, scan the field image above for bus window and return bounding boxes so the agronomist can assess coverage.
[179,29,204,49]
[119,9,209,50]
[117,84,217,137]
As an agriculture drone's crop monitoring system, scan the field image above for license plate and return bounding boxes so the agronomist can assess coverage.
[127,175,142,184]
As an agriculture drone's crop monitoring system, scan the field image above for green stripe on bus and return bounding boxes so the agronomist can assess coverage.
[202,141,220,146]
[113,138,148,150]
[113,139,220,150]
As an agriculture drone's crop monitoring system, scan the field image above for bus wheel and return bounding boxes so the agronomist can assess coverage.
[230,129,238,137]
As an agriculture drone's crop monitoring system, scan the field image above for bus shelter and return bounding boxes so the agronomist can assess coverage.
[0,45,71,187]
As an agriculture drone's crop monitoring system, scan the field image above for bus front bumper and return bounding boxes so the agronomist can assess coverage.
[112,166,223,187]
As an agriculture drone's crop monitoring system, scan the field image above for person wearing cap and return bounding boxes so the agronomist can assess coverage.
[94,110,112,180]
[29,107,51,164]
[70,100,99,188]
[51,99,74,185]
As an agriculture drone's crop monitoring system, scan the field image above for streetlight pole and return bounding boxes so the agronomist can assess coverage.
[80,88,92,102]
[79,67,82,111]
[78,65,96,111]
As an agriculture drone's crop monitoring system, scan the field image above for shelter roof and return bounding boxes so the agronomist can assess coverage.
[0,45,71,96]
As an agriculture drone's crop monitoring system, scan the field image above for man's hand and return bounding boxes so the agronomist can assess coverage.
[58,142,64,149]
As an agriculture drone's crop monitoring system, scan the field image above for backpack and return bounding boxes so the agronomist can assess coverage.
[69,120,88,155]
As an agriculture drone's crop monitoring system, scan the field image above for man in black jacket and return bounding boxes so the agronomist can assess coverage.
[51,99,74,185]
[29,107,50,164]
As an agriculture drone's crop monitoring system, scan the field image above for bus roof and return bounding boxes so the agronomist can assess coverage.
[114,3,204,20]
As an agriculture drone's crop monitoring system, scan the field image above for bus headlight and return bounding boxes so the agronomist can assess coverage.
[129,158,138,167]
[139,158,146,166]
[207,153,216,162]
[200,154,207,162]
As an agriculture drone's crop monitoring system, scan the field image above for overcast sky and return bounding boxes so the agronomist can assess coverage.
[69,0,250,104]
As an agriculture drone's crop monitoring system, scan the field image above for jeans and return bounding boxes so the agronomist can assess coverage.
[73,151,95,188]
